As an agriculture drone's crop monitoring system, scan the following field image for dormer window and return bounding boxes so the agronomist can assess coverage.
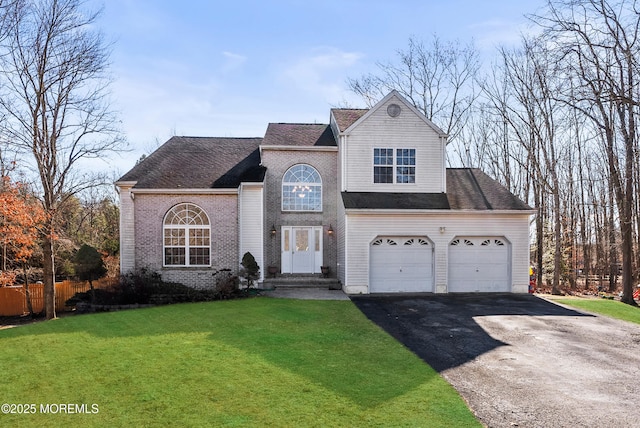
[373,148,415,184]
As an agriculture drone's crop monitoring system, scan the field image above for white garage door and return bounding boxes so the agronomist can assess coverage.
[448,237,511,292]
[370,237,434,293]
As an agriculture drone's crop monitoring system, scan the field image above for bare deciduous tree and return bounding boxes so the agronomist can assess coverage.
[348,35,480,146]
[0,0,123,319]
[484,38,567,294]
[531,0,640,305]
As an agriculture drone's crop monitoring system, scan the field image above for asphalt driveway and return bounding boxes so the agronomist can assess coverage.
[351,294,640,428]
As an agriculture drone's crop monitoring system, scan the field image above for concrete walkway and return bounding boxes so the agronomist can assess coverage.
[260,288,350,300]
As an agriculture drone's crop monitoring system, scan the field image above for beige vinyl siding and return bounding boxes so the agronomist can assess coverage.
[343,212,531,294]
[336,135,346,285]
[239,184,264,280]
[117,183,136,274]
[343,95,445,193]
[336,193,346,285]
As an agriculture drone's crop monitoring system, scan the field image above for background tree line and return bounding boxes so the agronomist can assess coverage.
[350,0,640,305]
[0,165,119,285]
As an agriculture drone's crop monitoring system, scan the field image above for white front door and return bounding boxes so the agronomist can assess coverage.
[281,226,322,273]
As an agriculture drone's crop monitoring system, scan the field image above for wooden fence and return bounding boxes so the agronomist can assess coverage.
[0,278,117,316]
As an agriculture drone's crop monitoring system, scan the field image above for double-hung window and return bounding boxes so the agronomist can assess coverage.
[373,148,415,184]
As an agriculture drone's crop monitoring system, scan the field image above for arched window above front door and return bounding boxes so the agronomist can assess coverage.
[163,203,210,266]
[282,164,322,211]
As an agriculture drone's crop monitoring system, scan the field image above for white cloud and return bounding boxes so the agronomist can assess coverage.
[221,51,247,73]
[109,47,366,173]
[281,47,364,103]
[112,64,220,140]
[469,19,538,50]
[97,0,168,35]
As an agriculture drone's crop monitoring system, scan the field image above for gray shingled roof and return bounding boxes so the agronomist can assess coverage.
[117,136,530,212]
[446,168,532,210]
[262,123,336,146]
[342,192,450,209]
[117,136,265,189]
[342,168,532,211]
[331,109,368,132]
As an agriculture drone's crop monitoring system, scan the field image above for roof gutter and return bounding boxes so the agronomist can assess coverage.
[260,145,338,152]
[345,209,537,215]
[127,188,239,195]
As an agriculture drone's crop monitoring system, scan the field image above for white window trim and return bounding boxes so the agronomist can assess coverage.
[372,147,417,184]
[162,203,211,267]
[281,164,323,212]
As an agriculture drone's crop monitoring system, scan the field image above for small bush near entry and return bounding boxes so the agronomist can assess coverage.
[240,251,260,292]
[66,268,243,309]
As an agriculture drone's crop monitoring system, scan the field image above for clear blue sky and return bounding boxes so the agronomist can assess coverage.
[90,0,545,175]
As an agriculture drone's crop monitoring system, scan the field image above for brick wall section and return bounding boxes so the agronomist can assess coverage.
[133,193,239,289]
[261,148,338,275]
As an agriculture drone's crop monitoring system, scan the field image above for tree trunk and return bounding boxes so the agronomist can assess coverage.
[619,168,637,305]
[597,202,606,290]
[42,234,56,319]
[535,185,544,289]
[608,185,617,293]
[634,151,640,283]
[23,263,33,317]
[620,215,636,304]
[552,185,562,295]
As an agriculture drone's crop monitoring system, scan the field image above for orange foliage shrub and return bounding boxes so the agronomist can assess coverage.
[0,176,46,282]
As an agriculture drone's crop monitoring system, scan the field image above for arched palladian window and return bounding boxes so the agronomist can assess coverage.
[163,203,210,266]
[282,164,322,211]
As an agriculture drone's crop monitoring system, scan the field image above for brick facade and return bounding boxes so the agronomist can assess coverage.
[118,148,340,289]
[133,193,239,289]
[261,148,338,276]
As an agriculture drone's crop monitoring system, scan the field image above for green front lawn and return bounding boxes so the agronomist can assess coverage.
[0,298,479,427]
[554,297,640,325]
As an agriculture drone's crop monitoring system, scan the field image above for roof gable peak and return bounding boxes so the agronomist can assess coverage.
[341,90,448,137]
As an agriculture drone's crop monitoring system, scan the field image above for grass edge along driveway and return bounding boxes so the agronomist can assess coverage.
[0,298,480,427]
[549,296,640,325]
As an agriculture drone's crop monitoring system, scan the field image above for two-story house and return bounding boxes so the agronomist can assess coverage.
[116,91,534,293]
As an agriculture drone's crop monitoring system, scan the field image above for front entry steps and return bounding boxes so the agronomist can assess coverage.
[262,276,342,290]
